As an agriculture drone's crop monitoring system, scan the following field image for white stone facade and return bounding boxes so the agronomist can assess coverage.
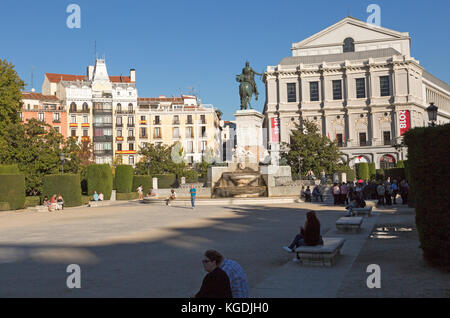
[263,17,450,169]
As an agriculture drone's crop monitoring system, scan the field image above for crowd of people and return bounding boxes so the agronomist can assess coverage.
[42,193,64,212]
[330,178,409,207]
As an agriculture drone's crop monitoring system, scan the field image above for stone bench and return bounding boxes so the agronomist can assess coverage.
[294,237,345,267]
[88,201,106,207]
[142,198,165,204]
[336,216,363,233]
[352,206,372,216]
[34,205,49,212]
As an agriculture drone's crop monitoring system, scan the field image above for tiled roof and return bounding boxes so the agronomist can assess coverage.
[22,92,59,101]
[45,73,134,83]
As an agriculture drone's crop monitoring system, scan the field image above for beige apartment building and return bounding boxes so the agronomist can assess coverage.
[136,95,222,164]
[263,16,450,169]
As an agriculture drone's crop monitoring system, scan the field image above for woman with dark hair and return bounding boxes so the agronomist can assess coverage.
[283,211,323,258]
[195,250,232,298]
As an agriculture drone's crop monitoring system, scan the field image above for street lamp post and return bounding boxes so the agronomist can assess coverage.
[426,102,438,127]
[60,153,65,174]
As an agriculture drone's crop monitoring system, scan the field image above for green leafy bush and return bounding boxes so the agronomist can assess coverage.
[115,165,134,193]
[154,174,177,189]
[133,175,153,193]
[404,123,450,269]
[87,164,113,200]
[116,192,139,200]
[357,163,369,180]
[396,160,405,168]
[42,174,82,207]
[181,170,198,183]
[334,165,355,182]
[0,174,25,210]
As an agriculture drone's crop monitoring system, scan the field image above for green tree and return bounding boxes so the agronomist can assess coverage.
[280,121,342,176]
[0,59,24,128]
[136,142,183,175]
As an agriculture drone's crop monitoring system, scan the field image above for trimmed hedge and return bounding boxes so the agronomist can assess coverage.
[87,164,113,200]
[0,164,20,174]
[368,163,376,179]
[116,192,139,200]
[357,163,370,180]
[0,202,10,211]
[384,168,405,181]
[25,196,41,208]
[115,165,134,193]
[0,174,25,210]
[42,174,82,207]
[396,160,405,168]
[133,175,153,193]
[154,174,177,189]
[404,123,450,269]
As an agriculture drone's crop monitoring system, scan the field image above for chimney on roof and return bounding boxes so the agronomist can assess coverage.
[130,69,135,82]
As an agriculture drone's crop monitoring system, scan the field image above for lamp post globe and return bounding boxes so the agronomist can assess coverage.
[426,102,438,127]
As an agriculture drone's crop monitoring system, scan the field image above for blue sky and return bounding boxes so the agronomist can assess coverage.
[1,0,449,120]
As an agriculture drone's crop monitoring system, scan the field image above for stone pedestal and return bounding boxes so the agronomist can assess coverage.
[233,109,264,164]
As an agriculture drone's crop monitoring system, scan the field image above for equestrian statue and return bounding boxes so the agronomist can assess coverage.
[236,61,263,110]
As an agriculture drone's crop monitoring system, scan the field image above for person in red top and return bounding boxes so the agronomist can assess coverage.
[48,194,57,212]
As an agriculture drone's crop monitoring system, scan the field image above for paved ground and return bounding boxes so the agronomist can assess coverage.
[0,199,448,297]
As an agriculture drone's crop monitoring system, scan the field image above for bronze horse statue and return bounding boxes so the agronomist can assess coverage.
[236,74,254,110]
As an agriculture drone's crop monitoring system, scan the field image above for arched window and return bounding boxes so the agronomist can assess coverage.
[380,154,396,170]
[128,103,133,112]
[82,102,88,112]
[343,37,355,53]
[117,103,122,112]
[70,102,77,112]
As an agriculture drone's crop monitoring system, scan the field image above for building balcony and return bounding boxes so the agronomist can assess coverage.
[93,123,113,128]
[116,123,123,127]
[94,150,113,156]
[139,135,148,139]
[153,120,161,125]
[154,135,162,139]
[93,136,113,142]
[116,136,124,142]
[93,109,112,115]
[127,123,135,127]
[127,136,135,141]
[52,120,61,123]
[81,136,90,142]
[69,108,90,114]
[173,120,180,125]
[140,120,147,125]
[115,110,135,114]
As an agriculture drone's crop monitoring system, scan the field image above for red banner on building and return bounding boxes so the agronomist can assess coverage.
[399,110,411,135]
[271,118,280,142]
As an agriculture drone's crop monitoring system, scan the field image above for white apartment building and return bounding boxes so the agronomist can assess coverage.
[263,17,450,169]
[42,59,138,164]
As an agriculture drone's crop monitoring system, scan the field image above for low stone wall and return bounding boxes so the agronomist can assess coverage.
[153,186,211,199]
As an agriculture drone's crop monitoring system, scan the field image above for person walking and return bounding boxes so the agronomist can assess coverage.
[377,182,385,206]
[189,185,197,209]
[195,250,232,298]
[400,180,409,205]
[137,184,143,200]
[384,181,392,206]
[391,180,398,204]
[340,183,348,205]
[332,183,341,205]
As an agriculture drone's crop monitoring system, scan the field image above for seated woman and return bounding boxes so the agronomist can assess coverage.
[147,188,156,197]
[56,194,64,210]
[42,196,50,207]
[195,250,232,298]
[166,189,176,206]
[48,194,57,212]
[283,211,324,260]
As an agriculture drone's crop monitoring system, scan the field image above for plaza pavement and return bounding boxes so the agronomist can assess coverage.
[0,198,448,297]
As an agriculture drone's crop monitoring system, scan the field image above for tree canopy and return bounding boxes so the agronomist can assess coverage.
[280,120,342,176]
[0,59,24,128]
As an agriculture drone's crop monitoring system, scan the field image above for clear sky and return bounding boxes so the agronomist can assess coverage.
[1,0,449,120]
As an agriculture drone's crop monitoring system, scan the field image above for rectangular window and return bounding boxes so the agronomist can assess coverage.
[83,115,88,123]
[154,116,160,125]
[94,128,103,136]
[128,129,134,137]
[128,116,134,125]
[116,116,122,125]
[71,115,76,123]
[187,115,193,124]
[356,78,366,98]
[53,112,60,121]
[140,127,146,137]
[383,131,391,145]
[154,127,161,138]
[117,143,122,151]
[380,76,390,97]
[310,82,319,101]
[173,115,179,124]
[201,126,206,137]
[173,127,179,138]
[332,80,342,100]
[117,130,122,137]
[359,132,367,146]
[287,83,296,102]
[336,133,343,147]
[187,141,193,153]
[129,143,134,151]
[129,156,134,165]
[200,115,206,124]
[140,116,145,121]
[38,112,45,121]
[83,129,88,137]
[71,129,76,137]
[201,140,207,151]
[186,127,193,138]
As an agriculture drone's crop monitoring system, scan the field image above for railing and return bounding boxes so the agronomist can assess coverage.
[127,136,135,141]
[116,123,123,127]
[69,108,90,113]
[93,123,113,128]
[93,136,113,142]
[115,110,135,114]
[93,109,112,114]
[153,120,161,125]
[94,150,113,156]
[127,123,135,127]
[139,135,148,139]
[53,120,61,123]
